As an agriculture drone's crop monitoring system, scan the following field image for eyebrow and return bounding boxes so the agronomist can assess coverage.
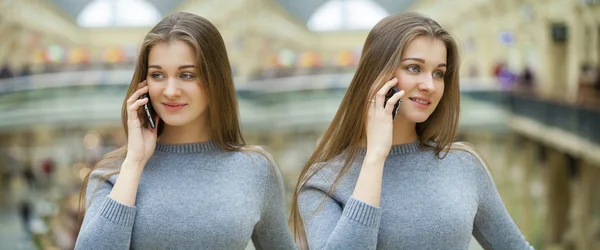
[401,58,447,68]
[148,65,196,70]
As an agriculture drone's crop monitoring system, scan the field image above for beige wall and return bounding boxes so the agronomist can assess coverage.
[175,0,316,78]
[0,0,82,66]
[410,0,600,102]
[3,0,599,94]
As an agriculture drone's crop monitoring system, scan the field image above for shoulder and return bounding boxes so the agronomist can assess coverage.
[86,147,126,186]
[439,142,481,165]
[444,142,494,182]
[303,152,357,190]
[87,165,121,187]
[230,145,281,179]
[313,153,349,179]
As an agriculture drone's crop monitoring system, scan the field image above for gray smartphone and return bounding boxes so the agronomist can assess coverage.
[141,93,156,129]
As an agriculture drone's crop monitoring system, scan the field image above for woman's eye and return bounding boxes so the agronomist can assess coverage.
[150,73,164,79]
[407,65,420,73]
[180,73,194,79]
[433,71,445,78]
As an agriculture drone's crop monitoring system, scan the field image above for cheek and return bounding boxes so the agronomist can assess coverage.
[394,70,417,89]
[191,84,209,107]
[396,76,415,91]
[435,83,445,102]
[148,86,161,100]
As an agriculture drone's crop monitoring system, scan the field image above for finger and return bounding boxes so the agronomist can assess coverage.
[375,78,398,116]
[367,99,376,117]
[384,90,405,114]
[375,78,399,96]
[366,100,376,130]
[127,85,149,106]
[128,98,149,119]
[137,80,147,88]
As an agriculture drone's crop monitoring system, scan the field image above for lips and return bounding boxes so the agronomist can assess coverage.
[409,97,431,105]
[162,102,187,112]
[163,102,186,107]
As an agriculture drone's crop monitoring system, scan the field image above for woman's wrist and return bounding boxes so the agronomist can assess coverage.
[365,149,388,162]
[363,152,386,168]
[122,157,145,173]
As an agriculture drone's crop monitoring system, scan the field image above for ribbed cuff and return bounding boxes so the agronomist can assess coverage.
[100,195,137,227]
[343,196,382,228]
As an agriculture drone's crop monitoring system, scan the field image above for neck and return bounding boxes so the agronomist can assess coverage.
[392,118,419,145]
[158,118,211,144]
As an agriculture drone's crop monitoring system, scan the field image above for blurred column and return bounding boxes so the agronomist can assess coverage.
[516,137,538,241]
[543,147,570,249]
[499,134,538,240]
[579,0,599,66]
[565,10,585,102]
[237,31,263,79]
[471,4,495,79]
[532,8,554,97]
[0,24,21,64]
[571,160,600,250]
[592,25,599,66]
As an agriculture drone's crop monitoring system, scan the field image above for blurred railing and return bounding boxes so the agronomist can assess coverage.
[1,70,598,145]
[464,90,600,145]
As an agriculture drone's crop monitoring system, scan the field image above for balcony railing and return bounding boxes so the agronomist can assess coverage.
[463,90,600,145]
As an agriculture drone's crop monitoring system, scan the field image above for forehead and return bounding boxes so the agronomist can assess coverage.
[401,36,447,64]
[148,40,196,65]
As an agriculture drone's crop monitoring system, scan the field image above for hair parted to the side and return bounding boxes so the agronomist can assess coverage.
[289,12,482,246]
[78,12,274,226]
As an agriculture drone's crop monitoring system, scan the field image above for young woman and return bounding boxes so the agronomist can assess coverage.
[75,12,295,249]
[291,13,534,250]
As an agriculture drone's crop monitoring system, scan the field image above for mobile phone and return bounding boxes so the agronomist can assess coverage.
[384,87,401,120]
[141,93,156,129]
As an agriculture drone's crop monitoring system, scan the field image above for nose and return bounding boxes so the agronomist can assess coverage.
[163,77,182,98]
[417,74,435,93]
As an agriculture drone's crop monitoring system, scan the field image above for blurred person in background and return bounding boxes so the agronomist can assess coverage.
[19,198,32,237]
[291,12,533,250]
[520,65,535,91]
[0,62,13,79]
[494,62,517,91]
[75,12,295,249]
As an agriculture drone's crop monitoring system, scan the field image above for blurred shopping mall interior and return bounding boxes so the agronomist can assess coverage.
[0,0,599,249]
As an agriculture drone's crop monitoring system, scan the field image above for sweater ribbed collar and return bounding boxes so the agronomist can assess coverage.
[155,140,219,154]
[359,140,422,156]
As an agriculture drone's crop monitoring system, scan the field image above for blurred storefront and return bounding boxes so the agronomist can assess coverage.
[0,0,599,249]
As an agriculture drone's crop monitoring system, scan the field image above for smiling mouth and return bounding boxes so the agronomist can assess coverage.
[409,97,431,105]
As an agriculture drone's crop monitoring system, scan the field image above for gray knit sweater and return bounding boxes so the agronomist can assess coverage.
[298,141,534,250]
[75,141,296,249]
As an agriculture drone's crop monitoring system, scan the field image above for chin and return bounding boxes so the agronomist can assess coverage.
[403,112,433,123]
[159,117,192,127]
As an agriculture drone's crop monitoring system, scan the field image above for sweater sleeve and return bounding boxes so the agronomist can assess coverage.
[75,169,137,250]
[471,155,535,250]
[298,170,382,250]
[250,155,297,250]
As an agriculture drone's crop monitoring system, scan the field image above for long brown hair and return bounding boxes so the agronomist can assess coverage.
[290,12,465,242]
[78,12,271,224]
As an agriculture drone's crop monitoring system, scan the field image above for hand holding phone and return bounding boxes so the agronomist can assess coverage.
[384,87,402,120]
[125,81,158,166]
[364,78,404,159]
